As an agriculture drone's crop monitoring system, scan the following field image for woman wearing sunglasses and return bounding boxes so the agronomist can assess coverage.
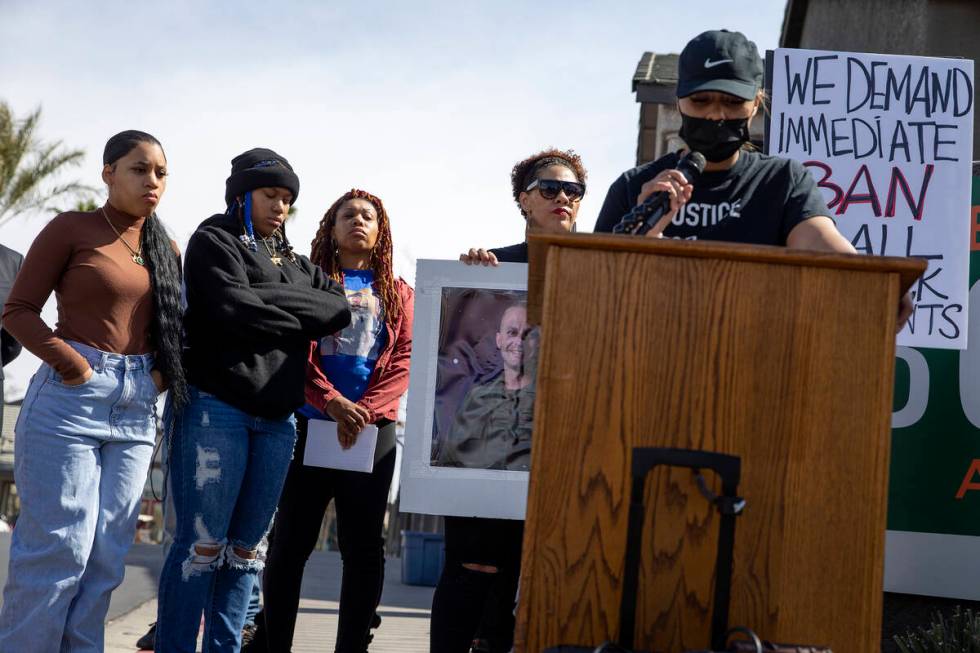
[461,152,585,266]
[438,148,587,653]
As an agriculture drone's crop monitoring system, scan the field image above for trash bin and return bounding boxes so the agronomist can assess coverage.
[400,530,445,586]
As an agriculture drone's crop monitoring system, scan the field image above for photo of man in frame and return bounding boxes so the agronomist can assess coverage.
[430,288,536,471]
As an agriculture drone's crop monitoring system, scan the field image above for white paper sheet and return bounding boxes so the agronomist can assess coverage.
[303,419,377,473]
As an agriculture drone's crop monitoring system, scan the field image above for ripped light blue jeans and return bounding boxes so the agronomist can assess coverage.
[0,341,157,653]
[155,386,296,653]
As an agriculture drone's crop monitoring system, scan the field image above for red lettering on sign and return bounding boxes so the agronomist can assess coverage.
[955,459,980,499]
[805,161,934,220]
[836,164,882,217]
[884,164,933,221]
[804,161,843,210]
[971,205,980,252]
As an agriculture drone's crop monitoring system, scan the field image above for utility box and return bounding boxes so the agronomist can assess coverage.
[400,530,444,587]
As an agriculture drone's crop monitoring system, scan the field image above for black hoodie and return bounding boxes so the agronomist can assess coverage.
[182,213,351,419]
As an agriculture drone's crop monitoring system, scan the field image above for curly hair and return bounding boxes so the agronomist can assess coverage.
[310,189,402,321]
[510,148,588,217]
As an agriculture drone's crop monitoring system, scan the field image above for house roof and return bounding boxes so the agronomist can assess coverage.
[632,52,680,91]
[632,52,680,104]
[780,0,810,48]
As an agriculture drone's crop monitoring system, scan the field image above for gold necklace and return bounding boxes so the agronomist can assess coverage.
[101,208,144,266]
[261,235,282,266]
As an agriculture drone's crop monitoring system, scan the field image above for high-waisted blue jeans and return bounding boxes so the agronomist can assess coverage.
[155,386,296,653]
[0,340,158,653]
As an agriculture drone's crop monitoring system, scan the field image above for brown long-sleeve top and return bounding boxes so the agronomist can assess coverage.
[3,203,157,380]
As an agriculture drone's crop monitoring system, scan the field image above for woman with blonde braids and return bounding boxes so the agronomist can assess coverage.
[260,189,414,653]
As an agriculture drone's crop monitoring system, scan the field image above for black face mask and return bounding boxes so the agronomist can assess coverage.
[678,113,751,162]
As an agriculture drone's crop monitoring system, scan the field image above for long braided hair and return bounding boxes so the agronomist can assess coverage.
[310,189,401,321]
[103,130,188,409]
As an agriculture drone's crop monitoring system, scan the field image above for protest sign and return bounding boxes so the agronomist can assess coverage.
[767,48,974,349]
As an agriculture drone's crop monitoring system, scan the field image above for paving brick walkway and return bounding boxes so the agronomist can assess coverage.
[104,549,434,652]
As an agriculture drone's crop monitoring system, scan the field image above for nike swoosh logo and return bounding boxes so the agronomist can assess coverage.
[704,58,733,68]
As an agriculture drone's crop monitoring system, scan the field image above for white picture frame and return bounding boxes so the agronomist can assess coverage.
[400,259,531,520]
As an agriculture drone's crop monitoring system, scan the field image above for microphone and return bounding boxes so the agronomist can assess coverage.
[612,151,707,236]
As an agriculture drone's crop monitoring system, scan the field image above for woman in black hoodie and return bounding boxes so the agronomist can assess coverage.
[155,149,351,653]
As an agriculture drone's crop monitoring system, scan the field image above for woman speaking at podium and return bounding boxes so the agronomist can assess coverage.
[593,29,911,326]
[593,28,843,247]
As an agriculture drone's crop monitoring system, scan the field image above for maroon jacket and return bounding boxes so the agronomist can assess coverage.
[305,277,414,423]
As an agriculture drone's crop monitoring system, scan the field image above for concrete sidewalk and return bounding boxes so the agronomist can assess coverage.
[105,548,434,652]
[0,534,165,623]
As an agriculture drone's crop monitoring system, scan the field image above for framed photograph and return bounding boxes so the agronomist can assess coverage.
[400,259,532,520]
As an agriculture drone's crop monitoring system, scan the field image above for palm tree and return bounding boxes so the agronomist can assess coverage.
[50,198,101,214]
[72,199,100,212]
[0,101,92,226]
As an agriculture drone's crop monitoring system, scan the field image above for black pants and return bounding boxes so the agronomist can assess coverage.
[430,517,524,653]
[262,416,396,653]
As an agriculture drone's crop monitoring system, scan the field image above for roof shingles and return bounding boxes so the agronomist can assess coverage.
[632,52,679,91]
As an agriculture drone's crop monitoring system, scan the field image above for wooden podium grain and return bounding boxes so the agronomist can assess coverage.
[515,233,926,653]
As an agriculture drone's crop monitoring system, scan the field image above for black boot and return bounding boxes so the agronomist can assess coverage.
[362,612,382,652]
[135,622,156,651]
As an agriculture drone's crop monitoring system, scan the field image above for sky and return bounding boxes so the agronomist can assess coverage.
[0,0,788,396]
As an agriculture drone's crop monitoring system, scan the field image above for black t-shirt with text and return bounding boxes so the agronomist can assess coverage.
[593,150,830,245]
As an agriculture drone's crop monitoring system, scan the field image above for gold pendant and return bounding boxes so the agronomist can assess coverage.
[270,256,282,266]
[133,254,145,266]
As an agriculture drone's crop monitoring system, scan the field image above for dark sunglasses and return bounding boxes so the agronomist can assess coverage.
[526,178,586,201]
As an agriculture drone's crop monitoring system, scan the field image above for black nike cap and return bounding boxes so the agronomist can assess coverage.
[676,29,763,100]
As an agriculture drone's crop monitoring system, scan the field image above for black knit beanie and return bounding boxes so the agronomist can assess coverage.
[224,148,300,206]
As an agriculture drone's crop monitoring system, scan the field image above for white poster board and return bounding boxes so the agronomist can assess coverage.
[400,260,531,520]
[768,48,974,349]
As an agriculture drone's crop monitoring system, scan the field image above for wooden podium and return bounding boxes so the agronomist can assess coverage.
[516,234,926,653]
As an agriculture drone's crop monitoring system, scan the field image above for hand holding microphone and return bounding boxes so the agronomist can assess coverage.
[637,171,693,238]
[612,151,706,237]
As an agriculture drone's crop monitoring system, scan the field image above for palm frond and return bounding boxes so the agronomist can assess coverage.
[0,100,91,225]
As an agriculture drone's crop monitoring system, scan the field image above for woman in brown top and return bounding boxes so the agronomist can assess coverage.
[0,130,184,653]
